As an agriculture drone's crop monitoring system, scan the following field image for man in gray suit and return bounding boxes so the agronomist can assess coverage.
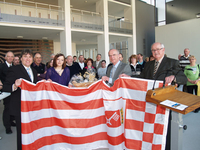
[93,54,102,70]
[102,49,132,86]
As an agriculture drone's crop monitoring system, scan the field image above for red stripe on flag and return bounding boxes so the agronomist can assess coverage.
[126,99,146,112]
[154,123,164,135]
[105,78,148,92]
[21,99,104,112]
[125,119,144,132]
[21,116,106,134]
[22,132,108,150]
[143,132,153,143]
[144,112,156,124]
[152,144,162,150]
[125,139,142,150]
[156,105,166,114]
[107,133,124,146]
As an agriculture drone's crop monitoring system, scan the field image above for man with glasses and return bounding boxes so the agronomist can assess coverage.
[102,49,131,86]
[140,42,187,150]
[140,42,187,85]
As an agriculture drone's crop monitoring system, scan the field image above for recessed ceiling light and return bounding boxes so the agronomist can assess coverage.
[17,36,23,39]
[42,37,48,40]
[81,39,86,42]
[85,1,87,3]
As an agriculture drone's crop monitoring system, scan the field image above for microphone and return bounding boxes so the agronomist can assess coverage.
[152,67,173,90]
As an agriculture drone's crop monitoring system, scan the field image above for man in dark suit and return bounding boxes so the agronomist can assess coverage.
[102,49,132,86]
[0,51,15,134]
[140,42,187,150]
[140,42,187,85]
[3,49,38,150]
[75,55,86,74]
[93,54,102,70]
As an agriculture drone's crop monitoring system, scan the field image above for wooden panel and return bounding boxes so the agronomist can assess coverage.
[0,39,54,64]
[146,85,200,115]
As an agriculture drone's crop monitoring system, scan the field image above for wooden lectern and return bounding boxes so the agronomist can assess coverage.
[146,85,200,114]
[146,85,200,150]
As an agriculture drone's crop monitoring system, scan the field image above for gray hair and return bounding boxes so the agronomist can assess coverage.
[108,49,120,55]
[66,55,72,59]
[151,42,165,49]
[5,51,14,57]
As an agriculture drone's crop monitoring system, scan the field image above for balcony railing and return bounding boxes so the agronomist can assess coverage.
[0,13,64,26]
[71,9,104,31]
[109,19,133,34]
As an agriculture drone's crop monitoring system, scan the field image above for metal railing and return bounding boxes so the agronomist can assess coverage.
[0,13,64,26]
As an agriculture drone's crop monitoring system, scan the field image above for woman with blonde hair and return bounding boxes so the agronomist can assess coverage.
[184,55,200,112]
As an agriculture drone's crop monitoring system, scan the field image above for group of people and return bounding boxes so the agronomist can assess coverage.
[0,42,199,150]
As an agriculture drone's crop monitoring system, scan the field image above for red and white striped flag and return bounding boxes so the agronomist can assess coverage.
[19,77,169,150]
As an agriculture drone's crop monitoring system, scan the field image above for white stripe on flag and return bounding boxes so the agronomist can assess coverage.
[38,140,109,150]
[21,89,103,103]
[106,126,124,137]
[125,129,143,141]
[126,109,145,122]
[103,89,147,101]
[21,107,105,123]
[22,124,107,145]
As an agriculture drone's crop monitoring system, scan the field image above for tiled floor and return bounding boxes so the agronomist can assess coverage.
[0,100,199,150]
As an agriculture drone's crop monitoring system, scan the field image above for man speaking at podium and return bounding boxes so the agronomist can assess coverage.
[140,42,187,85]
[140,42,187,150]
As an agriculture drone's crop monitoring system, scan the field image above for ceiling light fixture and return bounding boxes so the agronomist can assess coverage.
[17,36,23,39]
[196,13,200,18]
[42,37,48,40]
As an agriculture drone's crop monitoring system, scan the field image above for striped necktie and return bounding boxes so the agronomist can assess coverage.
[26,68,32,81]
[153,61,159,77]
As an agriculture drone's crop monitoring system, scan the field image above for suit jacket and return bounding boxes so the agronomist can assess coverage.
[75,62,86,74]
[0,62,11,84]
[3,64,37,116]
[106,61,132,86]
[93,60,102,70]
[140,56,187,85]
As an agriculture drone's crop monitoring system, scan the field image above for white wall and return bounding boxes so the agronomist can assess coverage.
[155,18,200,64]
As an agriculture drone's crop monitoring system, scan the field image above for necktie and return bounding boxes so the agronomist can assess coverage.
[153,61,159,77]
[27,68,32,81]
[111,66,116,78]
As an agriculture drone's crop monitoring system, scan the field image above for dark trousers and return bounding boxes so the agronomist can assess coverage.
[187,85,197,95]
[3,96,14,129]
[15,115,22,150]
[165,111,171,150]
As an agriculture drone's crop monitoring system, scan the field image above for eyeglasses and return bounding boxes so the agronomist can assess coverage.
[109,54,118,57]
[151,48,163,52]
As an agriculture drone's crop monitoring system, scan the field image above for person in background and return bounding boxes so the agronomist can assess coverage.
[47,59,53,69]
[179,48,190,71]
[184,55,200,113]
[46,53,70,86]
[75,55,86,74]
[119,53,123,61]
[93,54,102,70]
[149,55,155,61]
[82,58,98,78]
[145,57,149,62]
[66,55,79,78]
[129,54,142,77]
[3,49,38,150]
[31,52,47,81]
[73,56,78,64]
[137,53,146,70]
[46,53,55,66]
[97,60,107,79]
[0,51,15,134]
[13,56,20,65]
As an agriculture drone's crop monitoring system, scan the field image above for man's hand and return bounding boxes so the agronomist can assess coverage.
[102,76,109,82]
[165,75,175,85]
[119,73,130,78]
[15,79,22,87]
